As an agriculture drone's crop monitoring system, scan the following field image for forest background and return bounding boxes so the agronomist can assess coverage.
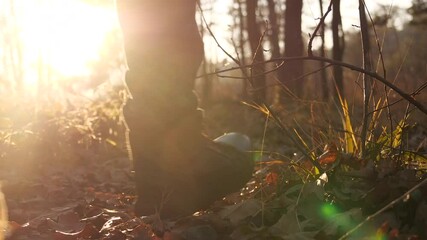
[0,0,427,239]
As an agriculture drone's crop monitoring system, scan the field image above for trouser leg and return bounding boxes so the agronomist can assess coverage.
[117,0,253,218]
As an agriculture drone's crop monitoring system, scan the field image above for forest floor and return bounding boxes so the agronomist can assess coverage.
[1,99,427,240]
[1,146,305,240]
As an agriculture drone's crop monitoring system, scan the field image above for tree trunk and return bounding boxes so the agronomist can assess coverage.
[246,0,266,104]
[266,0,281,59]
[332,0,344,96]
[279,0,304,98]
[318,0,329,100]
[358,0,373,156]
[198,7,212,108]
[236,0,248,100]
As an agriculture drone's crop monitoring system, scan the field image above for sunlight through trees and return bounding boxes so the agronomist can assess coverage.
[0,0,124,97]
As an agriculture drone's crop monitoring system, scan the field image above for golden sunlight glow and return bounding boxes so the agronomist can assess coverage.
[5,0,119,90]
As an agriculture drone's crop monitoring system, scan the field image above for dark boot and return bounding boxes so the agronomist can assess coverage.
[117,0,254,218]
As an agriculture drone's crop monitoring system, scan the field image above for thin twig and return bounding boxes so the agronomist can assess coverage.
[251,64,332,92]
[379,4,394,146]
[265,105,325,174]
[307,0,333,57]
[370,82,426,112]
[197,56,427,115]
[217,61,284,80]
[363,0,391,145]
[359,0,374,157]
[197,2,241,65]
[338,177,427,240]
[248,21,268,95]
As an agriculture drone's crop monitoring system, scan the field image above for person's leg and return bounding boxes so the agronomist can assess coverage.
[117,0,253,218]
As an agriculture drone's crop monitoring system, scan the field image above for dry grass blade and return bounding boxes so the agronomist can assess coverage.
[337,92,357,154]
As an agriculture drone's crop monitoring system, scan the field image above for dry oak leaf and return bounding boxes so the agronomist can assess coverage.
[318,143,338,165]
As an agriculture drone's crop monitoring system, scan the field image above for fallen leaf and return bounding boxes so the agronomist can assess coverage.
[318,144,338,165]
[47,211,86,235]
[219,199,262,225]
[100,216,122,232]
[181,225,218,240]
[322,208,362,236]
[269,211,318,238]
[265,172,279,186]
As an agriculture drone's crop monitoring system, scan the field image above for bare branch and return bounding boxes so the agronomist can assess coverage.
[359,0,374,156]
[197,56,427,115]
[338,177,427,240]
[307,0,333,57]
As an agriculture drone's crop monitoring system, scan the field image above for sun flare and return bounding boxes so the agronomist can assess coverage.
[1,0,121,92]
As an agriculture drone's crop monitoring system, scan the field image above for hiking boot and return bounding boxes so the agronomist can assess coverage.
[124,97,254,218]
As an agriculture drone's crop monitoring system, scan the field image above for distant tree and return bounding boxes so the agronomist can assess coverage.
[266,0,281,59]
[396,22,427,86]
[279,0,303,98]
[233,0,247,66]
[332,0,344,96]
[246,0,266,103]
[0,0,24,93]
[233,0,249,100]
[198,1,213,108]
[409,0,427,25]
[318,0,329,100]
[358,0,374,155]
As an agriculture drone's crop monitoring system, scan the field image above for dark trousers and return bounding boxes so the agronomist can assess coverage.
[117,0,253,218]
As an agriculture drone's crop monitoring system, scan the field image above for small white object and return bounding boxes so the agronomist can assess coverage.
[214,132,251,152]
[316,172,329,187]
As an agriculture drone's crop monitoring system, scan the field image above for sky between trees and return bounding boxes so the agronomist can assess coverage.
[203,0,412,61]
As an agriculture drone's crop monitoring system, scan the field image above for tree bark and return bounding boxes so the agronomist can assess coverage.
[246,0,266,104]
[358,0,373,156]
[332,0,344,96]
[279,0,304,98]
[318,0,329,100]
[198,4,212,108]
[236,0,248,100]
[266,0,281,59]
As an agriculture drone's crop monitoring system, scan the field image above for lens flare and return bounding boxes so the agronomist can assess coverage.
[320,203,339,218]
